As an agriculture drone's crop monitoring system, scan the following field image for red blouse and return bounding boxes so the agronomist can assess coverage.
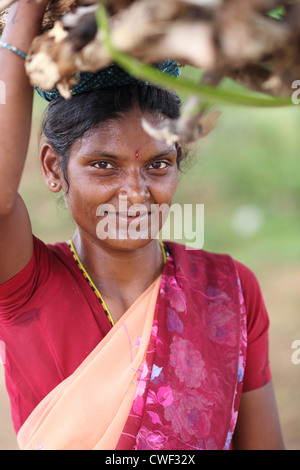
[0,236,271,433]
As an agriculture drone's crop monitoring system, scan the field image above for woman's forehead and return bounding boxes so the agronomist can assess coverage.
[71,110,174,158]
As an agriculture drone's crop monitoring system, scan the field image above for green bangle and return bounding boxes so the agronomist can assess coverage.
[0,41,27,59]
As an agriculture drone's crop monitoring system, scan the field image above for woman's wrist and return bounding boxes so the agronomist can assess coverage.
[2,0,49,54]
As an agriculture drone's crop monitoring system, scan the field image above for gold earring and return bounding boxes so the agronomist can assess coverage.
[50,182,56,187]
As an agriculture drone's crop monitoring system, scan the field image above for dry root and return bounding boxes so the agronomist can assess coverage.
[1,0,298,142]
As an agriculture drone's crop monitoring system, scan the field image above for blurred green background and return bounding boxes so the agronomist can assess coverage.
[0,67,299,449]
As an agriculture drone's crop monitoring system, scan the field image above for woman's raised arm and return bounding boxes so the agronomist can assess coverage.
[0,0,48,283]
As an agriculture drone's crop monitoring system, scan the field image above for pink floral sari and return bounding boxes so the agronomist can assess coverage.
[18,242,246,450]
[116,242,247,450]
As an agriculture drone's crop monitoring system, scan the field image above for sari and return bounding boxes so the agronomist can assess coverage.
[17,242,246,450]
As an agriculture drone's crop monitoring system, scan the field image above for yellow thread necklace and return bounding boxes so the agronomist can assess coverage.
[67,239,167,327]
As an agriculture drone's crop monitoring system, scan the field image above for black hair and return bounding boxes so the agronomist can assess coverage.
[41,84,182,191]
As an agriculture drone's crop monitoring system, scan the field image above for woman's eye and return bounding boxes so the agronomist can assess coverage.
[93,161,114,170]
[148,161,168,170]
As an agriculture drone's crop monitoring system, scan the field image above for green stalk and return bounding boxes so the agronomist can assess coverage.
[96,4,293,108]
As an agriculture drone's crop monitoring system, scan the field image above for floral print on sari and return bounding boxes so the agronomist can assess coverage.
[116,242,247,451]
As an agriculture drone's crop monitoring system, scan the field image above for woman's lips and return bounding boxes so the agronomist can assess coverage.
[116,211,151,224]
[102,210,152,224]
[96,205,164,240]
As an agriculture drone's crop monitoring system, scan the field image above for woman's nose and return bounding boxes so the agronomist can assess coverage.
[120,170,150,204]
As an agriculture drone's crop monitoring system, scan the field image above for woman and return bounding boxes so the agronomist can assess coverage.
[0,0,285,450]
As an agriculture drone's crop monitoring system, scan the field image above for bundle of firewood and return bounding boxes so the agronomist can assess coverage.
[1,0,298,143]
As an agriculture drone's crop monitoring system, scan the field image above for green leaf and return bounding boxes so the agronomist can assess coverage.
[96,4,293,108]
[267,6,286,20]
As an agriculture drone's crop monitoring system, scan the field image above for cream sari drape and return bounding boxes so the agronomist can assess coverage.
[17,276,161,450]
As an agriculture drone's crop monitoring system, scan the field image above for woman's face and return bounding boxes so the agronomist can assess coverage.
[59,107,179,250]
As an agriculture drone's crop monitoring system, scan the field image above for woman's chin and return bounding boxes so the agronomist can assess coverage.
[94,233,160,253]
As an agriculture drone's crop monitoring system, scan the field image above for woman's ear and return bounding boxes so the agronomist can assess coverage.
[40,143,63,193]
